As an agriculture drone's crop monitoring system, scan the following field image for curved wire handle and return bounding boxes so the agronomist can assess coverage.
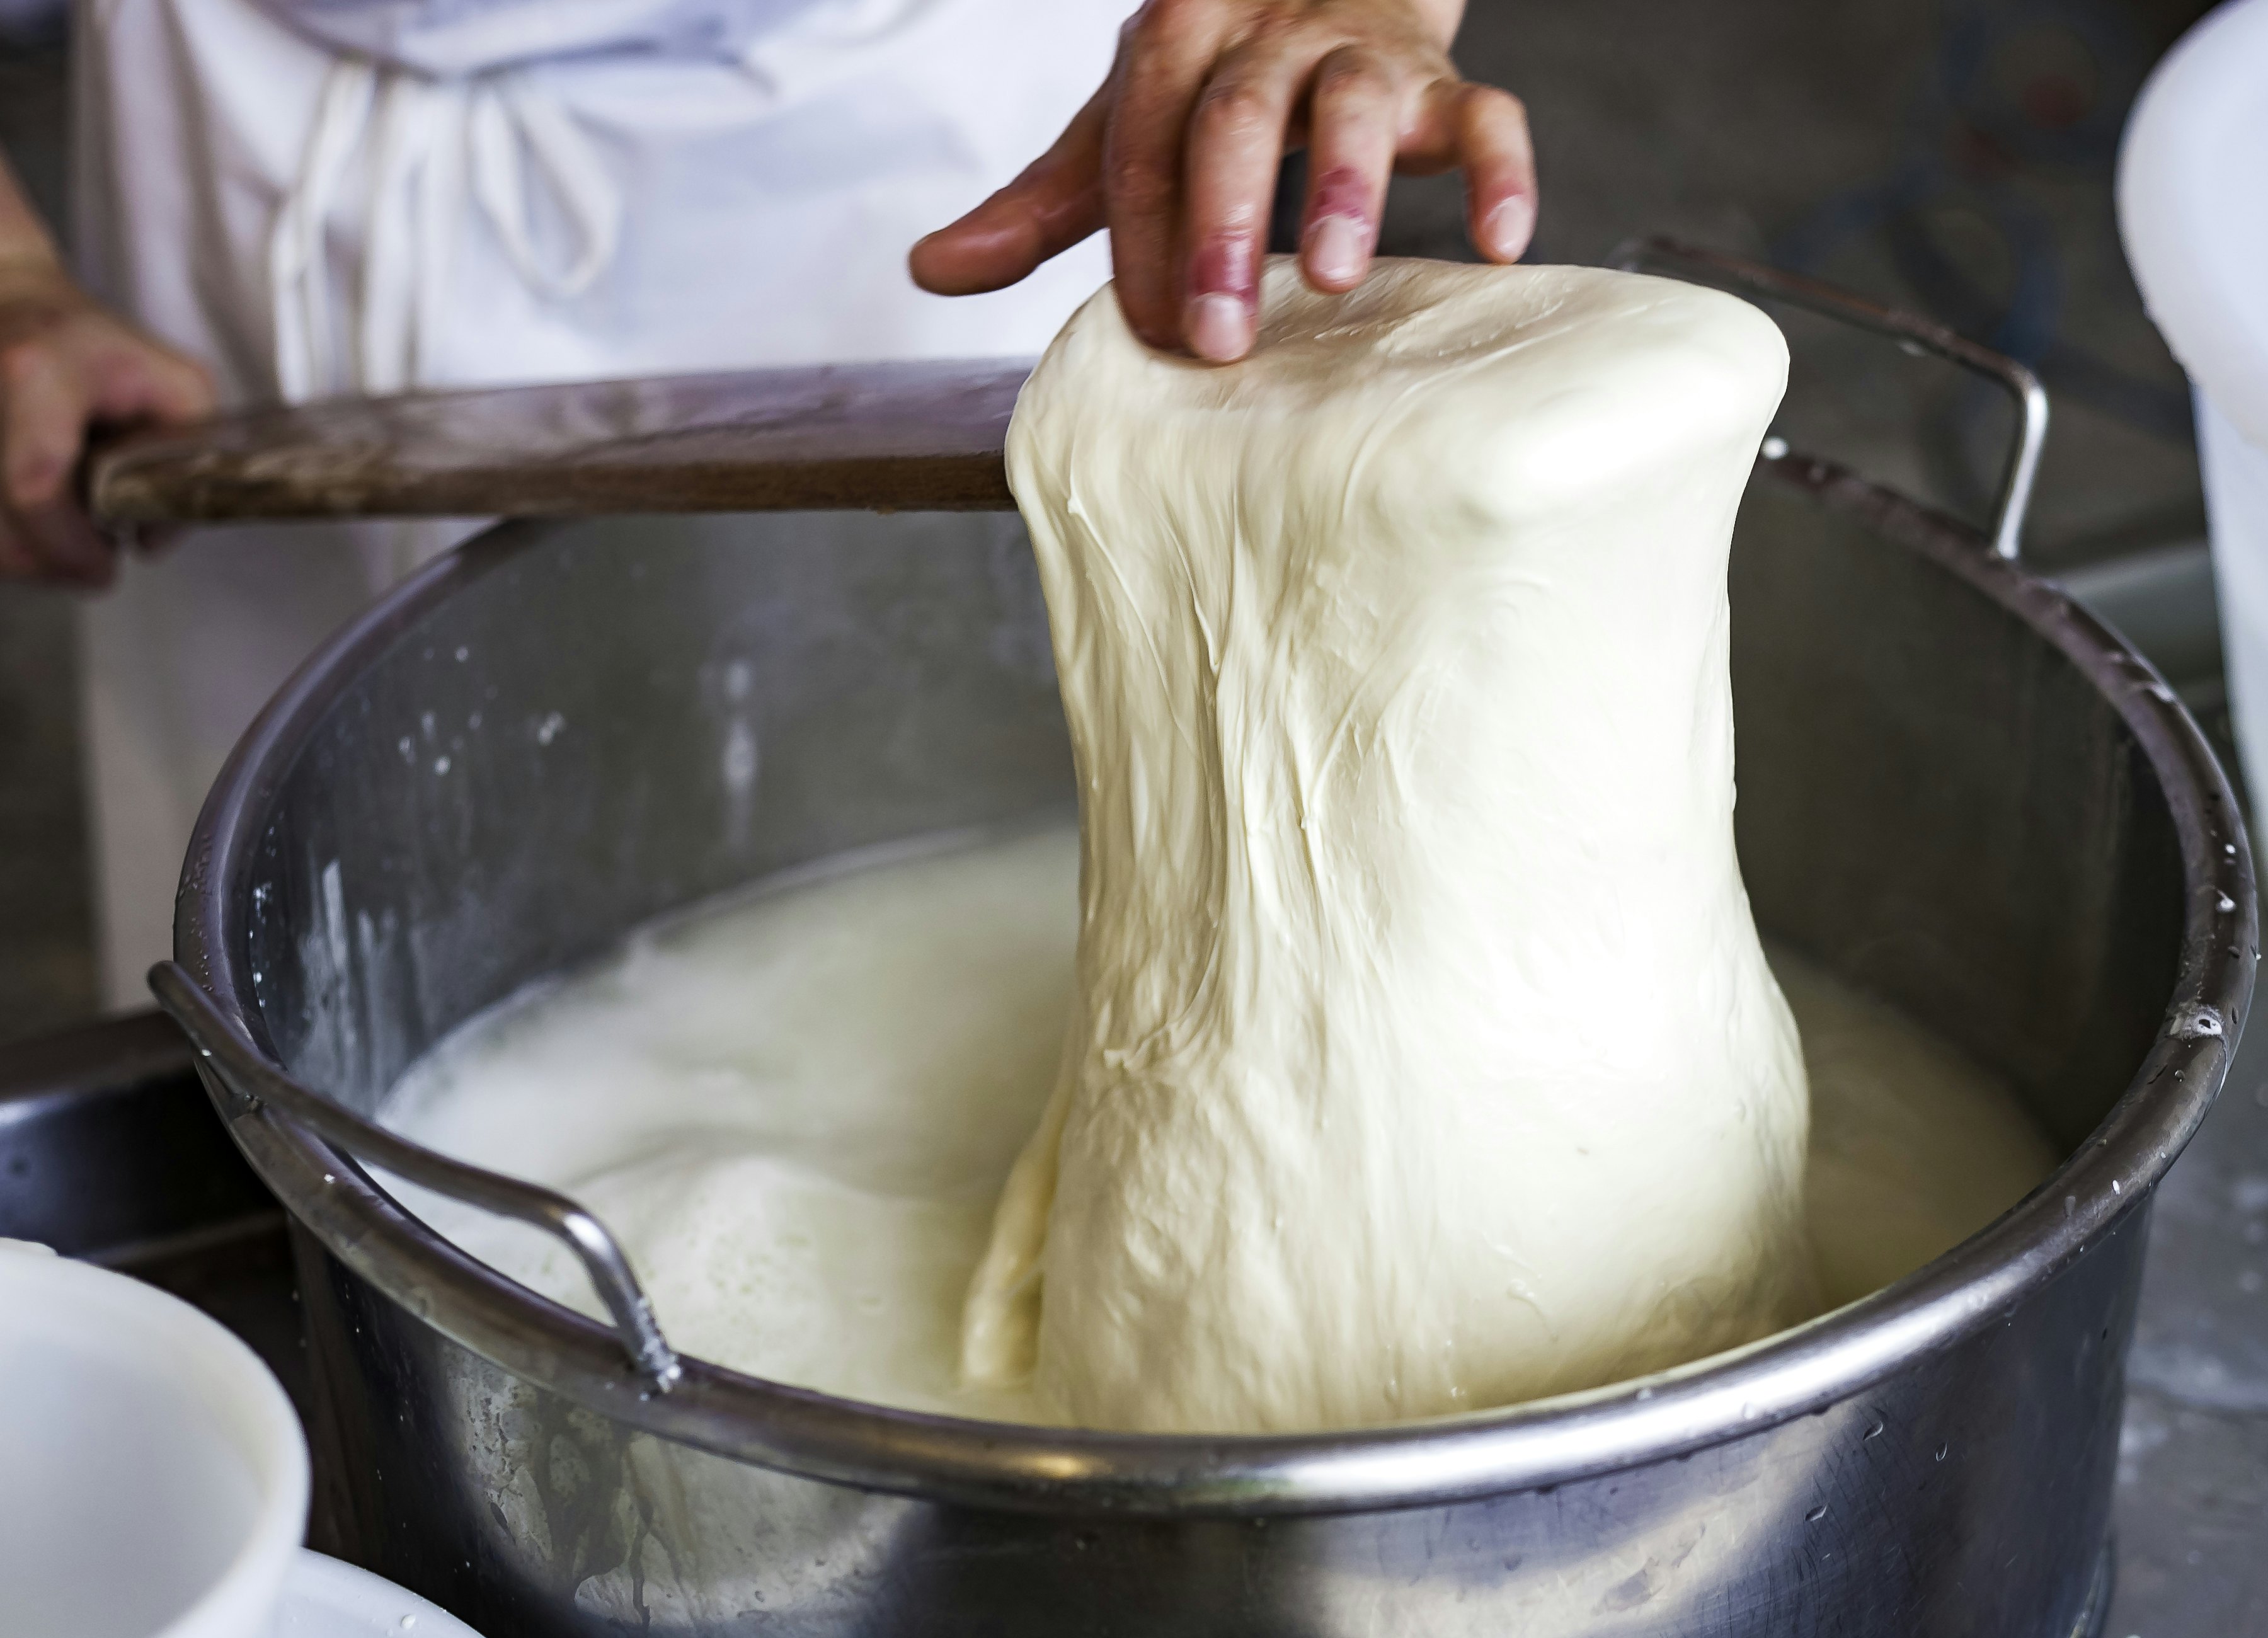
[1609,236,2049,561]
[151,960,683,1393]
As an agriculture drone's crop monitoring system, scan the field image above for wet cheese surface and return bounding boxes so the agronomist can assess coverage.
[381,823,2057,1426]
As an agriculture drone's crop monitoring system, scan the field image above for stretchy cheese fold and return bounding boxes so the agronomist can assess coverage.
[963,258,1814,1433]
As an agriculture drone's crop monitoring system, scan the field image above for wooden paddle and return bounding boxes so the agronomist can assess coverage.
[83,358,1032,524]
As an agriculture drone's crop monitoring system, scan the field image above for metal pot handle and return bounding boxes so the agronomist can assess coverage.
[150,959,684,1393]
[1609,236,2049,561]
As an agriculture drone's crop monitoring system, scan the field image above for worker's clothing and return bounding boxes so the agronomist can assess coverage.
[72,0,1121,1004]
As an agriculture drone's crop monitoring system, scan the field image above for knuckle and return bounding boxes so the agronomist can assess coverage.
[1315,48,1390,104]
[1134,0,1205,40]
[1234,8,1299,53]
[1193,78,1276,142]
[1104,148,1176,216]
[1106,134,1179,215]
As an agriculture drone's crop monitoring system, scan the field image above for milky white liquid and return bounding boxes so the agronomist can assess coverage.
[379,824,2058,1426]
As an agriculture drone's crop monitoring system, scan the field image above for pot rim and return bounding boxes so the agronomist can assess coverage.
[173,454,2256,1518]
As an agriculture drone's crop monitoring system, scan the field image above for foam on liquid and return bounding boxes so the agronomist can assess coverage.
[381,825,2058,1425]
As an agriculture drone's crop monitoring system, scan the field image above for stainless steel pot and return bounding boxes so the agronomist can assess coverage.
[158,251,2254,1637]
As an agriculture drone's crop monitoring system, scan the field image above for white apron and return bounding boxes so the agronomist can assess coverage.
[72,0,1123,1005]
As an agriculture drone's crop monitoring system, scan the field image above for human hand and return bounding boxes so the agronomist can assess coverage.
[908,0,1533,363]
[0,257,214,587]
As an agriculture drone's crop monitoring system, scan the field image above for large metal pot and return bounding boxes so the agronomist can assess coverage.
[160,256,2253,1637]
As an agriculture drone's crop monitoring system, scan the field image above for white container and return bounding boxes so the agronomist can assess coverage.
[0,1242,311,1638]
[278,1550,486,1637]
[2119,0,2268,811]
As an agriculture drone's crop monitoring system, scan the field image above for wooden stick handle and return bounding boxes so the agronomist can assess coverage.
[84,359,1030,524]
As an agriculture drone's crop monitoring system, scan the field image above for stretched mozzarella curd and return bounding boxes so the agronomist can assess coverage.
[970,261,1815,1431]
[386,262,2058,1432]
[380,822,2057,1426]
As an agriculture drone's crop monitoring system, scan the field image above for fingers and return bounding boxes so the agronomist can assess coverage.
[1105,0,1235,351]
[910,94,1109,298]
[1,335,112,586]
[3,340,89,514]
[912,0,1538,357]
[115,343,217,425]
[1299,47,1397,292]
[1180,42,1307,361]
[1404,79,1535,261]
[1456,84,1537,263]
[0,277,210,586]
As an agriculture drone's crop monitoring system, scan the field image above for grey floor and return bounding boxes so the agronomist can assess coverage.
[0,2,2255,1632]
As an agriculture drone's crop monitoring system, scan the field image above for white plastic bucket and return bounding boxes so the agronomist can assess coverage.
[0,1242,310,1638]
[2119,0,2268,810]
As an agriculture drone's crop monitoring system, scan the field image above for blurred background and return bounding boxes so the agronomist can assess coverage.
[0,1,2253,1630]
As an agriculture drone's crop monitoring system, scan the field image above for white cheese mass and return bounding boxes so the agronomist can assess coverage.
[958,260,1814,1431]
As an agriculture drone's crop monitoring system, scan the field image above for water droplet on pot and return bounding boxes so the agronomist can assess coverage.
[2172,1003,2225,1039]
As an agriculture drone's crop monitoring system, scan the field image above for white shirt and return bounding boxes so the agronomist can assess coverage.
[72,0,1129,1005]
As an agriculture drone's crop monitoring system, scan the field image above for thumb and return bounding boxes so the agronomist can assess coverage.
[911,93,1109,297]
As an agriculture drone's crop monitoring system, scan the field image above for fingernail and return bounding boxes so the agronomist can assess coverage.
[1188,294,1252,362]
[1186,232,1259,362]
[1306,215,1368,288]
[1484,194,1537,262]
